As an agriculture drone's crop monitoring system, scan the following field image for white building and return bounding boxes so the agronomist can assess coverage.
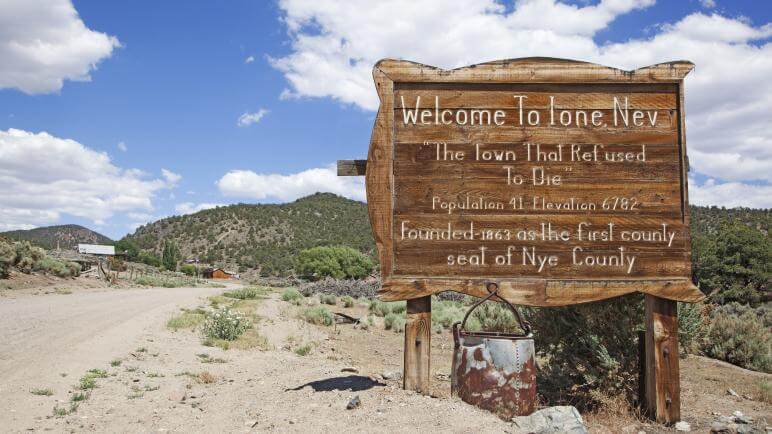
[77,244,115,256]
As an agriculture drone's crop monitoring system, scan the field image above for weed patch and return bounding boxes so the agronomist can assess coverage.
[197,371,216,384]
[369,299,406,317]
[320,294,337,305]
[303,306,333,326]
[223,287,270,300]
[341,296,355,308]
[295,344,312,356]
[30,388,53,396]
[70,392,89,403]
[196,353,227,363]
[167,308,206,331]
[281,288,303,304]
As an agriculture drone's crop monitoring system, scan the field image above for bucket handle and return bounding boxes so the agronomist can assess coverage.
[458,282,532,336]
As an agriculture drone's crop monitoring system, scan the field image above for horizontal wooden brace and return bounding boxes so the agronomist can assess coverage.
[337,159,367,176]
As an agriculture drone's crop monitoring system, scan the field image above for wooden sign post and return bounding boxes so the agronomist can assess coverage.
[339,58,704,424]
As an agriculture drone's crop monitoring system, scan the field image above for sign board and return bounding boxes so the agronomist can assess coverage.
[77,244,115,255]
[365,58,704,306]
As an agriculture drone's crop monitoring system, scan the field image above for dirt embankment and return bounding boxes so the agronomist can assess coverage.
[1,286,770,433]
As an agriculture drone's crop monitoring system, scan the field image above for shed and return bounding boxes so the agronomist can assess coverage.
[202,268,235,279]
[77,244,115,256]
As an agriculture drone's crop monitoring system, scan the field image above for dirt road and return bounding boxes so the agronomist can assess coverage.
[0,286,223,430]
[2,285,768,433]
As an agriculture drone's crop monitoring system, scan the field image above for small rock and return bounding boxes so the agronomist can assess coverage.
[733,411,751,424]
[341,367,358,373]
[675,421,691,432]
[381,371,402,381]
[346,395,361,410]
[710,422,730,433]
[728,389,740,397]
[511,406,587,434]
[735,425,755,434]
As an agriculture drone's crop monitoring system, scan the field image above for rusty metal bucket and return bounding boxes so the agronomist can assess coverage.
[451,284,536,420]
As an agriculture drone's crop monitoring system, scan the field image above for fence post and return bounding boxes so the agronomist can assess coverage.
[404,296,431,394]
[644,295,680,424]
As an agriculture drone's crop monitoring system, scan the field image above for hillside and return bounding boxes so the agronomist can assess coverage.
[1,224,113,250]
[122,193,375,275]
[690,205,770,235]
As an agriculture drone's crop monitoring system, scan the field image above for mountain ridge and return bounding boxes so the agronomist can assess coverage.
[1,224,113,250]
[121,193,375,276]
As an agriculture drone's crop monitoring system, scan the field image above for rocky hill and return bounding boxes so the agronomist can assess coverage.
[121,193,375,275]
[1,224,113,250]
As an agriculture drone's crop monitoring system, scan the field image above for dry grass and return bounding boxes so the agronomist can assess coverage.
[30,387,53,396]
[166,308,206,331]
[197,371,216,384]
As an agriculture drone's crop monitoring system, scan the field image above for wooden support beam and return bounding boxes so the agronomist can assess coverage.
[644,294,681,424]
[403,296,431,394]
[337,159,367,176]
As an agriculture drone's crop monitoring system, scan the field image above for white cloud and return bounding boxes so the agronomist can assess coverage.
[161,168,182,185]
[690,178,772,208]
[0,0,120,94]
[0,128,176,231]
[271,0,772,208]
[117,141,127,152]
[245,55,255,64]
[217,164,365,202]
[174,202,225,215]
[699,0,716,8]
[237,109,269,127]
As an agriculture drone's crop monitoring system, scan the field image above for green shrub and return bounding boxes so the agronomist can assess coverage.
[201,308,251,341]
[703,303,771,373]
[281,288,303,303]
[693,220,771,306]
[14,241,44,274]
[678,302,709,355]
[759,381,772,403]
[295,344,312,356]
[162,241,181,271]
[296,246,374,280]
[35,257,81,278]
[432,299,466,329]
[341,296,355,308]
[0,240,16,278]
[384,312,398,330]
[167,308,206,330]
[223,287,268,300]
[369,299,406,317]
[180,264,197,276]
[524,295,644,410]
[138,251,162,267]
[30,387,53,396]
[134,275,191,288]
[391,316,406,333]
[320,294,337,305]
[470,301,526,334]
[303,306,333,326]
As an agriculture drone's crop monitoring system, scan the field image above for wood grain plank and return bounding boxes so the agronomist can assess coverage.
[403,296,431,394]
[645,295,681,423]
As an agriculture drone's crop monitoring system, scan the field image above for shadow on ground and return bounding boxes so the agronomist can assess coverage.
[287,375,386,392]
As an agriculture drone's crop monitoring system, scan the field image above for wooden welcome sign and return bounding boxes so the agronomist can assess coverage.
[339,57,704,424]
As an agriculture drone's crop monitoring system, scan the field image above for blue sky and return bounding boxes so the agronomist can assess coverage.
[0,0,770,239]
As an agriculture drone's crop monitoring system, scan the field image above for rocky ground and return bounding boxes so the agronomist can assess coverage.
[0,282,769,433]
